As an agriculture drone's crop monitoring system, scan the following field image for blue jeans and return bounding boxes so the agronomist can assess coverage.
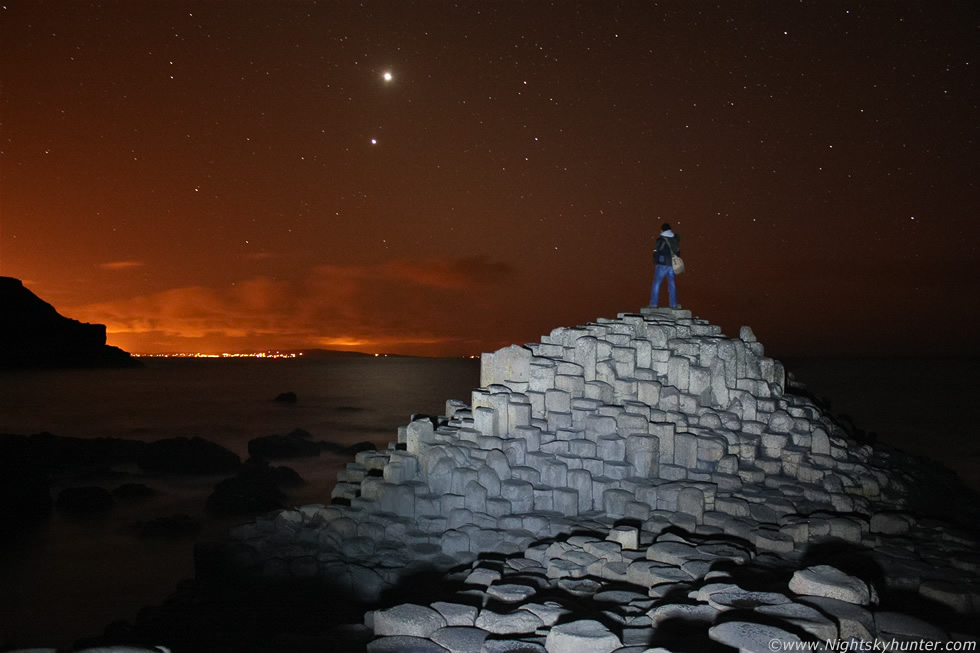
[650,264,677,307]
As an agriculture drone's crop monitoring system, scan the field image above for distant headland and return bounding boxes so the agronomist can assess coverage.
[0,276,139,369]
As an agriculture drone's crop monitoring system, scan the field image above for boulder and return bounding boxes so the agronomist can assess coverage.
[137,437,240,474]
[206,464,286,516]
[274,391,298,403]
[248,432,321,460]
[264,462,305,488]
[206,476,282,516]
[789,565,871,605]
[321,440,377,456]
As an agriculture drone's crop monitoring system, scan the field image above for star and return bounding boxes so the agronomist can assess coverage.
[382,71,393,82]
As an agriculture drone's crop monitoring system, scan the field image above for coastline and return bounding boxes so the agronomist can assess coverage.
[3,351,979,650]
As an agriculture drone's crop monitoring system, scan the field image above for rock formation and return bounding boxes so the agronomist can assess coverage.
[168,308,980,648]
[0,276,138,368]
[248,429,323,459]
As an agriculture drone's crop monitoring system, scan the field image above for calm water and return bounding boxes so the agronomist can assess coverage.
[0,356,481,454]
[0,356,480,650]
[0,355,976,649]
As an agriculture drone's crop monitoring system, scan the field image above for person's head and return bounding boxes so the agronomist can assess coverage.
[661,223,672,232]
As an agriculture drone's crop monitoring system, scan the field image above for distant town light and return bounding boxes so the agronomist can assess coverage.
[133,352,300,359]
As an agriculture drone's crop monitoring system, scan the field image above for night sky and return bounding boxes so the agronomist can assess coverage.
[1,1,976,357]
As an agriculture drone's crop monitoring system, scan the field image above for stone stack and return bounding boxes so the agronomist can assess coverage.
[326,308,908,557]
[212,308,979,647]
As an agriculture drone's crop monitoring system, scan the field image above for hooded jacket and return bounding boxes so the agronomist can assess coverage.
[654,230,680,266]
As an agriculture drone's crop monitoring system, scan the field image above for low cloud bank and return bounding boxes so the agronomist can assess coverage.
[68,256,514,355]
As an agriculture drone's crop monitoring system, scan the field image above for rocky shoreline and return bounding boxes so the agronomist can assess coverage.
[11,307,979,652]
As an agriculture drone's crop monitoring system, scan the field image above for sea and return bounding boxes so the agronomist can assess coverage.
[0,355,976,649]
[0,355,480,650]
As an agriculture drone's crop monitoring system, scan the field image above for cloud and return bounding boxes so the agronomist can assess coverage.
[66,256,516,355]
[244,252,277,261]
[99,261,145,270]
[377,257,512,290]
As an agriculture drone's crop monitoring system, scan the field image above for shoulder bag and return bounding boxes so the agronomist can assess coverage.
[664,238,685,275]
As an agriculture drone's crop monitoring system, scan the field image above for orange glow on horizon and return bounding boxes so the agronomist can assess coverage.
[1,2,976,361]
[99,323,487,358]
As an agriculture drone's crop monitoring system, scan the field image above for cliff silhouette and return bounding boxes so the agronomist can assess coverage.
[0,276,138,369]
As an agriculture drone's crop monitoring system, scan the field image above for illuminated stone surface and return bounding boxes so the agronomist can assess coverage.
[208,308,978,649]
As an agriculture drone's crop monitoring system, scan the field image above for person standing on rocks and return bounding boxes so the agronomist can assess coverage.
[650,222,681,308]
